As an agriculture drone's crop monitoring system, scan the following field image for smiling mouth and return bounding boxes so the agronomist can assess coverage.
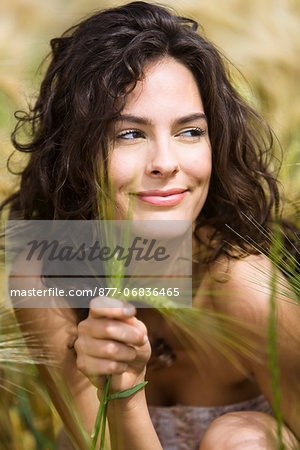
[134,189,188,206]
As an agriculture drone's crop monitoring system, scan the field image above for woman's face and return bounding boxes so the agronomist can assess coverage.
[108,57,211,222]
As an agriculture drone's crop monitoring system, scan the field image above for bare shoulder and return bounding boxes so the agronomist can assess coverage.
[205,256,300,439]
[206,253,300,329]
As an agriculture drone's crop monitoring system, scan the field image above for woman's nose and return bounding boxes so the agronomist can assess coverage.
[146,139,180,178]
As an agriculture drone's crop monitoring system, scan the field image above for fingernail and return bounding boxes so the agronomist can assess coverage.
[143,334,148,344]
[123,304,135,316]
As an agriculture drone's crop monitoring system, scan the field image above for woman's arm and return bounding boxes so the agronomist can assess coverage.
[75,297,162,450]
[107,387,162,450]
[10,252,162,449]
[209,254,300,440]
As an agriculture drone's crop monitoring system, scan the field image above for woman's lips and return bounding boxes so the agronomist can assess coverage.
[135,189,188,206]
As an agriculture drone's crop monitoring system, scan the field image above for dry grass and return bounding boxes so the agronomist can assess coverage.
[0,1,299,448]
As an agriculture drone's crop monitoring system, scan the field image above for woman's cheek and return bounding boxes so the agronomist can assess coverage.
[109,151,140,187]
[182,154,211,183]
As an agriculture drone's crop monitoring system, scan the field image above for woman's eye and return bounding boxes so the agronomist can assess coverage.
[178,128,206,138]
[117,130,144,140]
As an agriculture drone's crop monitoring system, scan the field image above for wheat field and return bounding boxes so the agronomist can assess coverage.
[0,1,299,448]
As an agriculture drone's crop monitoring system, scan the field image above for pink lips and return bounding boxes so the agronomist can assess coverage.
[136,189,187,206]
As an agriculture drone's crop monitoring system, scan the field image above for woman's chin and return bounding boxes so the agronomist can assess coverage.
[127,216,193,241]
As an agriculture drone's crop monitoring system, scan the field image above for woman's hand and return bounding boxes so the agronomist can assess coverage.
[74,296,151,394]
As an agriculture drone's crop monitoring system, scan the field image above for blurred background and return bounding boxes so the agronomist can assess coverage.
[0,0,299,448]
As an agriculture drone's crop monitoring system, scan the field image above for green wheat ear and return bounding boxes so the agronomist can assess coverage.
[91,170,136,449]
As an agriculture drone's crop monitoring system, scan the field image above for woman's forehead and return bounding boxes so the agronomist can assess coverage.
[120,57,205,119]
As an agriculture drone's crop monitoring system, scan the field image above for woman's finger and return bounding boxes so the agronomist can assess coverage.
[75,336,137,361]
[89,296,136,319]
[77,317,146,346]
[76,354,128,377]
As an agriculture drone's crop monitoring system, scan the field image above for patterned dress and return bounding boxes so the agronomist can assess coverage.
[149,395,273,450]
[57,395,273,449]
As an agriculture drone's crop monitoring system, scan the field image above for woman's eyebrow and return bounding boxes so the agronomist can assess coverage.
[176,113,207,124]
[117,114,151,125]
[116,112,207,125]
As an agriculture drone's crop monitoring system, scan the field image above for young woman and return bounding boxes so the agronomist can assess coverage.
[3,2,300,449]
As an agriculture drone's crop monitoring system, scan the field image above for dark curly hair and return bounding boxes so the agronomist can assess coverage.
[2,1,281,261]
